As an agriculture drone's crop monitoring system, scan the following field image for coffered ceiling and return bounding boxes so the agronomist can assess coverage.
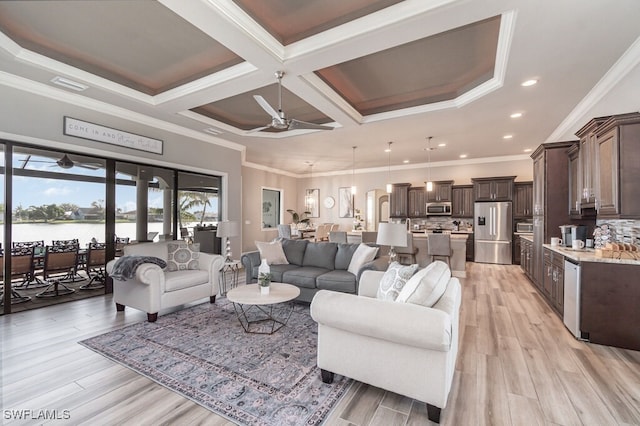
[0,0,639,175]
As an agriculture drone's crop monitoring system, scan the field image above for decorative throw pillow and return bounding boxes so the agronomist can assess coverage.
[255,240,289,265]
[166,242,200,271]
[396,260,451,307]
[376,261,419,301]
[347,243,379,275]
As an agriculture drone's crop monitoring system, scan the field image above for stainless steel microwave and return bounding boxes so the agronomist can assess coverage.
[426,202,452,216]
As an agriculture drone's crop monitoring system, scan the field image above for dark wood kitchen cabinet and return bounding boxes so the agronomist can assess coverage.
[531,141,576,288]
[513,182,533,218]
[542,248,564,316]
[575,116,609,210]
[593,113,640,219]
[408,187,427,218]
[567,144,581,218]
[472,176,515,201]
[426,180,453,202]
[452,185,474,218]
[580,262,640,351]
[389,183,410,218]
[520,236,533,280]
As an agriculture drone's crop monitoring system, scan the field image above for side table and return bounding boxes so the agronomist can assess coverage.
[219,260,241,296]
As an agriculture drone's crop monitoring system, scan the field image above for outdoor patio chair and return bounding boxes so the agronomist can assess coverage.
[36,244,79,298]
[11,240,45,287]
[80,242,107,290]
[115,237,130,257]
[0,247,34,304]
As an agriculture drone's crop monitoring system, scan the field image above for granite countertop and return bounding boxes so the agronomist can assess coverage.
[544,244,640,265]
[519,234,534,242]
[413,233,468,240]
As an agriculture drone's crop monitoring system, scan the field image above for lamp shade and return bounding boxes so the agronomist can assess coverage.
[376,222,407,247]
[216,221,240,238]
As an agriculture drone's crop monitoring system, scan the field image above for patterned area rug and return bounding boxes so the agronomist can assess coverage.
[79,299,351,425]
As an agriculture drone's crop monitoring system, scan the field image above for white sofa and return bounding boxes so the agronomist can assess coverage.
[106,241,224,322]
[310,266,461,424]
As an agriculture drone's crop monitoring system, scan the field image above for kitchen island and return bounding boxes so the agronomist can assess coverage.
[348,231,468,277]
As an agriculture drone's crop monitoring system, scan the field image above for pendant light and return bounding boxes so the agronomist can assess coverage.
[351,146,357,195]
[425,136,434,192]
[385,142,393,193]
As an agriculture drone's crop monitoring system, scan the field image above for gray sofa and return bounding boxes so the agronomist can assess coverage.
[241,239,387,302]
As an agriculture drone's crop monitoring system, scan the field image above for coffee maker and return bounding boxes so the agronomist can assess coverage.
[559,225,587,247]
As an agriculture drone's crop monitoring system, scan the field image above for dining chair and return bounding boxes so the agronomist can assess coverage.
[315,224,329,242]
[36,244,79,298]
[329,231,347,243]
[330,223,340,232]
[80,242,107,290]
[277,224,292,239]
[396,232,419,264]
[427,234,452,267]
[0,247,34,304]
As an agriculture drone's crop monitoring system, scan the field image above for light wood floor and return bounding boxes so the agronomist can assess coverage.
[1,263,639,425]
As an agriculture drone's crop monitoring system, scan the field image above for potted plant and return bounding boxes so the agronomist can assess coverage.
[258,271,272,295]
[286,209,311,228]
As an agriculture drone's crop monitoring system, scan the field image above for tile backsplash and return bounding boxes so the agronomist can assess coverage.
[596,219,640,244]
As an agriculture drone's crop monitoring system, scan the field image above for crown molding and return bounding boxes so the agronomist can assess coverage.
[0,71,245,152]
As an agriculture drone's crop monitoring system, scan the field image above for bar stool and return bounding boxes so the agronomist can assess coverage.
[396,232,419,264]
[427,234,452,267]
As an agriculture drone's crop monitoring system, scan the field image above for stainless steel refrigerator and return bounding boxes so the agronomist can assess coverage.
[474,201,512,264]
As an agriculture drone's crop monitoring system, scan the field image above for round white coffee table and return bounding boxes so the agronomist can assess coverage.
[226,283,300,334]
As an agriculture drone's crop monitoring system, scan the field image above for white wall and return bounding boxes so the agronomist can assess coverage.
[0,84,244,257]
[290,157,533,231]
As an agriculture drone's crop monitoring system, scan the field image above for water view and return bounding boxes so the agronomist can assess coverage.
[2,222,202,247]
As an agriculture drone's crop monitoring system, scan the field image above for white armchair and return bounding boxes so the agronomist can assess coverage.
[106,241,224,322]
[310,265,461,423]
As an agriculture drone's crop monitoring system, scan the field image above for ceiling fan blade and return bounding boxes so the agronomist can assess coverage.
[288,119,334,131]
[246,125,270,134]
[253,95,284,123]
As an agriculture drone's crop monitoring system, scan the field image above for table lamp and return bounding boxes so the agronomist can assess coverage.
[376,222,408,264]
[216,221,240,262]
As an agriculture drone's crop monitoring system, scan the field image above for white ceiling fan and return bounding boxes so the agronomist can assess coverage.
[250,71,334,132]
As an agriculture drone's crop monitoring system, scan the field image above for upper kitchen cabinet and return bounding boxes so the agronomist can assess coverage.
[514,182,533,218]
[426,180,453,202]
[389,183,411,218]
[408,186,427,218]
[594,113,640,218]
[567,144,581,218]
[575,116,609,210]
[472,176,515,201]
[452,185,474,218]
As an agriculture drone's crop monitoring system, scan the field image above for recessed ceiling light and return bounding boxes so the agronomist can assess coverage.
[50,76,88,91]
[438,143,446,147]
[510,112,523,118]
[403,160,409,163]
[459,154,467,158]
[521,79,538,87]
[524,148,532,152]
[384,148,391,153]
[503,134,514,139]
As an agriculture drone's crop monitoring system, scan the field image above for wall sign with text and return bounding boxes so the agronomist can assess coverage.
[64,117,163,154]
